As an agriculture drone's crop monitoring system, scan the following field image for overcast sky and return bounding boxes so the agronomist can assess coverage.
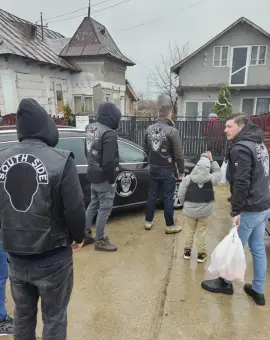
[1,0,270,97]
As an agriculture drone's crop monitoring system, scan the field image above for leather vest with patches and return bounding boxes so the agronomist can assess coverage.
[85,122,119,183]
[145,122,174,169]
[185,180,214,203]
[229,140,270,208]
[0,140,71,255]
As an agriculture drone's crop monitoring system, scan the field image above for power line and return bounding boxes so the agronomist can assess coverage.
[120,0,210,32]
[93,0,130,14]
[40,0,112,23]
[46,0,130,24]
[42,7,87,22]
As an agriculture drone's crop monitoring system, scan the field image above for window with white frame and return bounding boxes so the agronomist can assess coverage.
[213,46,229,67]
[202,102,215,117]
[185,102,199,117]
[256,98,270,114]
[250,45,267,65]
[242,98,255,115]
[242,97,270,115]
[74,95,93,114]
[185,101,215,118]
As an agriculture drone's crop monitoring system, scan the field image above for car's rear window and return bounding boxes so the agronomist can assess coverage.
[0,138,87,166]
[57,138,87,165]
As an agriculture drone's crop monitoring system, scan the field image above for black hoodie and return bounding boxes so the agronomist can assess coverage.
[229,122,270,215]
[10,99,85,259]
[17,98,59,147]
[96,102,121,184]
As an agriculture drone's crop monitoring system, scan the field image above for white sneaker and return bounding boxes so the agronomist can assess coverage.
[145,222,153,230]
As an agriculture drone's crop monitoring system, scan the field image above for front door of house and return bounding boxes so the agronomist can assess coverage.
[230,46,249,86]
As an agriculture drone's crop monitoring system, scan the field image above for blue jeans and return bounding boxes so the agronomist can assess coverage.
[230,209,270,294]
[145,171,176,227]
[85,181,116,241]
[0,240,8,320]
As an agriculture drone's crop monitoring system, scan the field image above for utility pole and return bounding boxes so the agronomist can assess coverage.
[88,0,91,17]
[40,12,44,40]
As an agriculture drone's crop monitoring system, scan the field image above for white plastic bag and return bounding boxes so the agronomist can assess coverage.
[208,228,246,282]
[219,160,228,184]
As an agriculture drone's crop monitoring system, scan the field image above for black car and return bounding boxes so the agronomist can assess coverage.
[0,127,195,210]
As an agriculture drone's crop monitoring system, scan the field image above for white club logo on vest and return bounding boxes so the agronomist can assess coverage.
[116,171,137,197]
[86,125,99,152]
[148,127,166,152]
[0,154,48,213]
[256,143,269,177]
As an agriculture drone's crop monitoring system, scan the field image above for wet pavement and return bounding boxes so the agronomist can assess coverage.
[4,185,270,340]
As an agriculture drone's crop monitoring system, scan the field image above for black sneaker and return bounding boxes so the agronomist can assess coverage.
[197,252,208,263]
[184,248,191,260]
[201,277,234,295]
[0,315,13,336]
[244,284,265,306]
[83,234,96,246]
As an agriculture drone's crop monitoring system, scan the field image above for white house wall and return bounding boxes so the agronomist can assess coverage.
[0,76,5,115]
[0,56,128,116]
[70,57,126,113]
[0,56,73,116]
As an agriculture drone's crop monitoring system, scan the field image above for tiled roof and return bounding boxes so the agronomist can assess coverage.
[0,9,79,71]
[60,17,135,66]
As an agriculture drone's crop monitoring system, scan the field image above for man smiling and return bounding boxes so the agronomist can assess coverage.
[201,113,270,306]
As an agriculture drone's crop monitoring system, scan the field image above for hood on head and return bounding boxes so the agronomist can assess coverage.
[16,98,59,147]
[190,155,211,184]
[97,102,121,130]
[233,121,263,144]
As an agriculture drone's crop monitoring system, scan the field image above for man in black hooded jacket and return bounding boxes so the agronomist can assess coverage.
[202,113,270,306]
[0,98,86,339]
[84,102,121,251]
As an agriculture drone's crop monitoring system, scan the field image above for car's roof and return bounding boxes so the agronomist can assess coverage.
[0,127,139,147]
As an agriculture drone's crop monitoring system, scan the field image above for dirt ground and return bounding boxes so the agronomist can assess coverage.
[4,185,270,340]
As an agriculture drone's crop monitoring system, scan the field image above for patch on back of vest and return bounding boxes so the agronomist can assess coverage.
[86,125,99,152]
[148,127,167,152]
[0,154,49,213]
[256,143,269,176]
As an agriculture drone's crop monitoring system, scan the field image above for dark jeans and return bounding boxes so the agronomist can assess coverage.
[8,253,73,340]
[145,171,176,227]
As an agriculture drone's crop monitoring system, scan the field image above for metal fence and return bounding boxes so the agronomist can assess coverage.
[84,115,228,161]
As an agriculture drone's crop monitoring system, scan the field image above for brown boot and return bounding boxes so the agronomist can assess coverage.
[95,235,117,252]
[165,225,182,234]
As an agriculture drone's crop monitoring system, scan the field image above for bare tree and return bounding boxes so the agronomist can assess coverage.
[149,42,191,116]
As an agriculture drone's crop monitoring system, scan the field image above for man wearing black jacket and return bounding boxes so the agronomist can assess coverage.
[84,102,121,251]
[0,98,86,339]
[143,103,185,234]
[202,113,270,306]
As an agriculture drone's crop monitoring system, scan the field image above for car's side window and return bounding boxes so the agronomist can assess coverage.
[118,140,146,163]
[57,138,87,165]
